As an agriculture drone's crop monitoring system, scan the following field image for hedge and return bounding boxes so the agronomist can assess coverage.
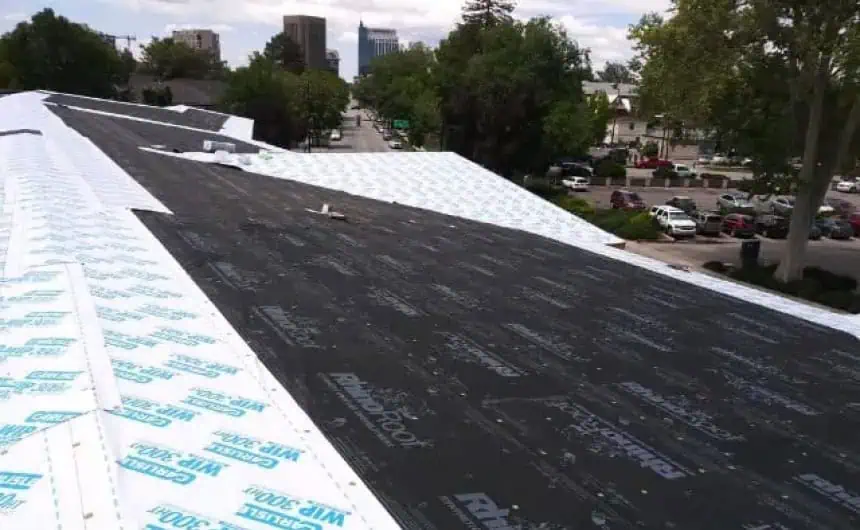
[705,261,860,313]
[594,160,626,179]
[553,197,659,241]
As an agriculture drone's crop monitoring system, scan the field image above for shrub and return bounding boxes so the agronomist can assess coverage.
[595,159,627,179]
[615,212,660,240]
[700,173,728,180]
[642,141,659,158]
[523,178,561,199]
[554,195,595,217]
[736,179,754,193]
[721,262,860,313]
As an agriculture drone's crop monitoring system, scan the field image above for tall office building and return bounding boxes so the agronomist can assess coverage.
[172,29,221,61]
[357,21,399,76]
[283,15,327,71]
[326,49,340,76]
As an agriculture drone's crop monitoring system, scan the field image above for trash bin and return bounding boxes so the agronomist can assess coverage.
[740,239,761,264]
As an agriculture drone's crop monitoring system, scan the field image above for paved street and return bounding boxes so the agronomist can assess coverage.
[326,106,391,153]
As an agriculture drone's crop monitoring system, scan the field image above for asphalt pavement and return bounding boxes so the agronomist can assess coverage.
[326,107,391,153]
[53,106,860,530]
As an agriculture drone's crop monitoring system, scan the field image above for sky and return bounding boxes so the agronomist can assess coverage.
[0,0,672,79]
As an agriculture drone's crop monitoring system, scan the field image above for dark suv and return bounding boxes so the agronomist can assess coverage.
[610,190,646,210]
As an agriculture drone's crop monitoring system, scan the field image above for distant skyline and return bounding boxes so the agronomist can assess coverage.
[0,0,672,79]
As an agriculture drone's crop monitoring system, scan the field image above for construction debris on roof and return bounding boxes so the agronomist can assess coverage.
[2,91,859,530]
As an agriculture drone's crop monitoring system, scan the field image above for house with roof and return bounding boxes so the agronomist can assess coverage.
[583,81,704,161]
[0,90,857,530]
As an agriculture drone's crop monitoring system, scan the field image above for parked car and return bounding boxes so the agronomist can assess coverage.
[770,196,795,216]
[610,190,646,210]
[693,211,722,236]
[836,178,860,193]
[822,197,855,217]
[711,154,729,165]
[635,158,672,169]
[382,130,393,141]
[717,193,755,214]
[653,206,697,238]
[754,214,789,239]
[329,129,342,141]
[562,176,589,191]
[665,196,697,214]
[388,140,403,149]
[848,213,860,235]
[722,213,756,238]
[560,162,593,178]
[671,163,696,178]
[808,223,822,240]
[697,154,713,165]
[815,218,854,239]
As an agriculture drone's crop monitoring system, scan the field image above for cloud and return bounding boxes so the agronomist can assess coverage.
[2,12,27,22]
[557,15,635,68]
[164,23,235,33]
[98,0,668,74]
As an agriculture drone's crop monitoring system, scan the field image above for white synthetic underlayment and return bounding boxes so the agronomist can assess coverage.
[0,91,402,528]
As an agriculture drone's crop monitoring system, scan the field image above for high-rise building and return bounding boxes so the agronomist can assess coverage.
[326,49,340,76]
[357,21,399,76]
[283,15,327,71]
[172,29,221,61]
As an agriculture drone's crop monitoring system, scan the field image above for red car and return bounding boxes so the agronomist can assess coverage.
[610,190,646,210]
[848,213,860,236]
[722,213,757,238]
[635,158,672,169]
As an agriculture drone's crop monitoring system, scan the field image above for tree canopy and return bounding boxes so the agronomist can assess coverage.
[597,61,635,84]
[354,6,606,173]
[461,0,516,28]
[0,9,128,96]
[138,37,226,80]
[220,54,348,148]
[263,32,305,74]
[629,0,860,281]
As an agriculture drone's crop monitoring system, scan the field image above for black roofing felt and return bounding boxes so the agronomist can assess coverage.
[56,107,860,529]
[49,105,259,154]
[44,92,230,131]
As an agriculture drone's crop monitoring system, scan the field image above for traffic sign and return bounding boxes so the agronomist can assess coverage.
[393,119,409,129]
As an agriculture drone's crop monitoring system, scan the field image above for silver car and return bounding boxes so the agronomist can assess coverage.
[716,192,755,213]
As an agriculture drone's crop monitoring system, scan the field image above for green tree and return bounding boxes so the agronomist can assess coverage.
[436,16,591,174]
[0,9,128,97]
[220,54,348,149]
[587,92,613,145]
[354,45,440,147]
[263,32,305,74]
[139,37,226,80]
[542,98,592,161]
[297,69,350,144]
[461,0,516,27]
[220,54,303,147]
[629,0,860,282]
[597,61,635,84]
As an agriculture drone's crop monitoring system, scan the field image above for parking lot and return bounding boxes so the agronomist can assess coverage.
[580,185,860,282]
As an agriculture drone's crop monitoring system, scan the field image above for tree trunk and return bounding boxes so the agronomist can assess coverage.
[774,56,830,283]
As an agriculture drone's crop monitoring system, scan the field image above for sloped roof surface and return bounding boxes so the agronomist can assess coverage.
[0,92,400,529]
[43,97,860,529]
[1,91,859,530]
[44,92,229,131]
